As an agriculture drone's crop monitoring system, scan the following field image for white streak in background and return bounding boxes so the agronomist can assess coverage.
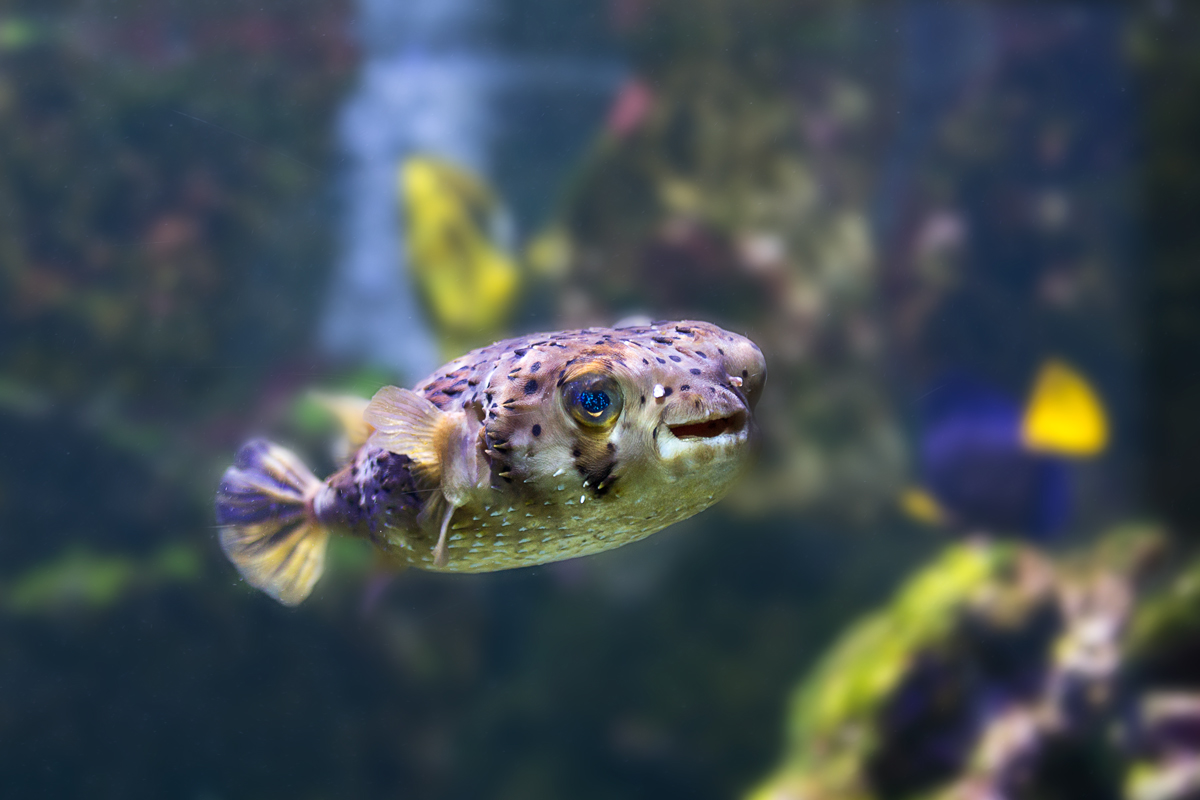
[321,0,623,383]
[319,1,493,381]
[321,52,492,381]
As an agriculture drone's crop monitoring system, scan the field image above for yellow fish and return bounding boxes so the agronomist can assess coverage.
[216,321,766,605]
[400,156,521,359]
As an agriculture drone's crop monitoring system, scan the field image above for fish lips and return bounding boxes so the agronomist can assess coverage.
[657,390,755,461]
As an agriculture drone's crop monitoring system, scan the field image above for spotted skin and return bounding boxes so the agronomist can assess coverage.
[311,320,765,573]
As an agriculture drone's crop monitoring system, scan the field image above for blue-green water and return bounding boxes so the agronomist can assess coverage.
[2,2,1196,798]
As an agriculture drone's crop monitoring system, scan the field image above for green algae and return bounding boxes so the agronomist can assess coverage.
[3,543,203,614]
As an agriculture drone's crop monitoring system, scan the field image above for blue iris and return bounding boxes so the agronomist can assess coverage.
[564,374,623,427]
[579,390,611,414]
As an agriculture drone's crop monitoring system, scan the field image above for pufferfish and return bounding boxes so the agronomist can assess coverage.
[215,320,766,605]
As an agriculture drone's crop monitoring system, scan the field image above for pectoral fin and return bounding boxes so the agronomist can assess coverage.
[365,386,490,568]
[364,386,448,483]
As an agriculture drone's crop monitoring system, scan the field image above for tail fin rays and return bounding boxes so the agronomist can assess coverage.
[215,439,329,606]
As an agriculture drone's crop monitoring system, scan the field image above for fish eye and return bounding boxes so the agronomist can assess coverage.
[563,374,623,428]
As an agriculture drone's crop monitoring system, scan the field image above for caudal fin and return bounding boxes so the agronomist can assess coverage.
[215,439,330,606]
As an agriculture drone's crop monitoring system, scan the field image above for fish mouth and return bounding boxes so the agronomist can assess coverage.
[668,410,747,441]
[656,389,754,463]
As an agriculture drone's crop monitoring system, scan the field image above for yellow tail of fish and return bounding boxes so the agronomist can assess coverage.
[215,439,330,606]
[1020,359,1109,457]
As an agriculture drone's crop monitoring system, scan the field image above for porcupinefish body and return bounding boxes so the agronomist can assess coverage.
[215,320,765,605]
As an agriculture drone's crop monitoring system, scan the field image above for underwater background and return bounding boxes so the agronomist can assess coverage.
[3,1,1200,798]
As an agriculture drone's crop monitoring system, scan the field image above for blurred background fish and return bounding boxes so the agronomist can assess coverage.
[903,359,1109,537]
[399,155,521,360]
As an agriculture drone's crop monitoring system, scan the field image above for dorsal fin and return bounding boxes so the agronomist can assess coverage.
[1020,360,1108,457]
[309,392,373,450]
[363,386,448,484]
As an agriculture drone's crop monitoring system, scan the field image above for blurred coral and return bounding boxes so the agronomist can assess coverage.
[745,525,1200,800]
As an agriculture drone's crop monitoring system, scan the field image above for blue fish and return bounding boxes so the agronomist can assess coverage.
[903,361,1108,538]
